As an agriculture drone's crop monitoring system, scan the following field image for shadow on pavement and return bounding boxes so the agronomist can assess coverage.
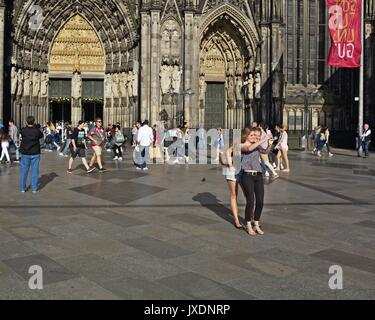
[192,192,246,227]
[39,172,59,190]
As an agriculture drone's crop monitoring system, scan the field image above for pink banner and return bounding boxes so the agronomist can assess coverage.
[326,0,362,68]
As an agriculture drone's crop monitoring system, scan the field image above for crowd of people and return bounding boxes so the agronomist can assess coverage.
[0,116,372,236]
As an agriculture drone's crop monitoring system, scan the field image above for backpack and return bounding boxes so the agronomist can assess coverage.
[115,133,125,144]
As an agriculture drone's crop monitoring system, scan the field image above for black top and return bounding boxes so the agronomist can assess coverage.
[71,128,86,147]
[66,127,74,139]
[20,126,43,155]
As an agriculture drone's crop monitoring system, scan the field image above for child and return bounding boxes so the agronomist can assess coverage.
[0,129,11,163]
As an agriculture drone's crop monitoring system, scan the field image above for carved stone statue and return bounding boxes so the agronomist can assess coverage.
[255,72,261,98]
[171,65,182,93]
[235,76,243,101]
[32,71,41,97]
[17,69,24,97]
[23,70,31,97]
[11,67,18,96]
[127,71,135,98]
[247,74,254,100]
[226,76,234,104]
[41,72,49,98]
[111,73,120,99]
[104,74,112,98]
[160,64,172,94]
[72,71,82,100]
[199,76,207,101]
[119,72,128,98]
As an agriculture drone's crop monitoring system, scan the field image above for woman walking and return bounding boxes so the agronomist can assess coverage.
[275,125,290,172]
[0,129,11,163]
[240,127,271,236]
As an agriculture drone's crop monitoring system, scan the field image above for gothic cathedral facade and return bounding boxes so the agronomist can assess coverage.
[1,0,375,137]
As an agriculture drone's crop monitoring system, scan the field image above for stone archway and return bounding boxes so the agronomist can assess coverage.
[10,0,137,127]
[198,4,260,129]
[48,14,105,124]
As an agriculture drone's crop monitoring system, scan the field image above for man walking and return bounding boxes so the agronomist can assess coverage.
[135,120,153,171]
[87,118,106,172]
[8,120,20,163]
[19,116,43,193]
[67,121,95,174]
[360,123,371,158]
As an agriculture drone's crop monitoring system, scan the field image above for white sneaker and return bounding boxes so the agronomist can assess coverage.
[329,153,334,157]
[272,163,277,168]
[142,167,149,171]
[113,156,118,160]
[264,171,270,177]
[136,167,142,171]
[280,164,284,170]
[107,149,111,152]
[317,151,322,157]
[59,153,64,156]
[173,159,179,164]
[118,157,123,161]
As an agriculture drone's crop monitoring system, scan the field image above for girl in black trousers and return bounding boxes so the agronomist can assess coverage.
[240,127,273,236]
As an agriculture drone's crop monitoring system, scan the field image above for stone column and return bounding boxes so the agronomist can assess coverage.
[140,13,151,122]
[0,1,5,124]
[150,10,160,125]
[190,15,200,128]
[183,11,195,127]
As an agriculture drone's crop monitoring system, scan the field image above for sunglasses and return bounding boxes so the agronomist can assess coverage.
[97,121,102,123]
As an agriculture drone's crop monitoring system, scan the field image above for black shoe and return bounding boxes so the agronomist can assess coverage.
[99,168,106,173]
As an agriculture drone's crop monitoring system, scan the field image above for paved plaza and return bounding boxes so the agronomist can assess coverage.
[0,148,375,299]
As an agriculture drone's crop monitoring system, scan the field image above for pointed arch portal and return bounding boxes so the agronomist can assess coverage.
[49,15,105,73]
[199,4,260,129]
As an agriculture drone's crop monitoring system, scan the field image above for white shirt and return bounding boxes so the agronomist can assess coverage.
[260,130,269,150]
[137,125,154,146]
[361,129,371,141]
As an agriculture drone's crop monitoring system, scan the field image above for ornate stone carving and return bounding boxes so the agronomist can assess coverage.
[111,73,120,99]
[104,74,112,98]
[71,72,82,107]
[226,76,234,107]
[32,71,41,97]
[16,69,24,97]
[160,64,172,94]
[119,72,128,98]
[49,15,105,73]
[235,76,243,102]
[160,18,181,65]
[23,70,31,97]
[199,75,207,102]
[202,44,226,77]
[127,71,135,98]
[11,67,18,96]
[40,72,49,98]
[171,65,182,93]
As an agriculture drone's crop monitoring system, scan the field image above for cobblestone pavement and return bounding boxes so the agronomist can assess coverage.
[0,147,374,299]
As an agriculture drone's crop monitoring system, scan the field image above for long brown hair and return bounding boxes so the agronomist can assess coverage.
[241,128,251,143]
[0,129,9,141]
